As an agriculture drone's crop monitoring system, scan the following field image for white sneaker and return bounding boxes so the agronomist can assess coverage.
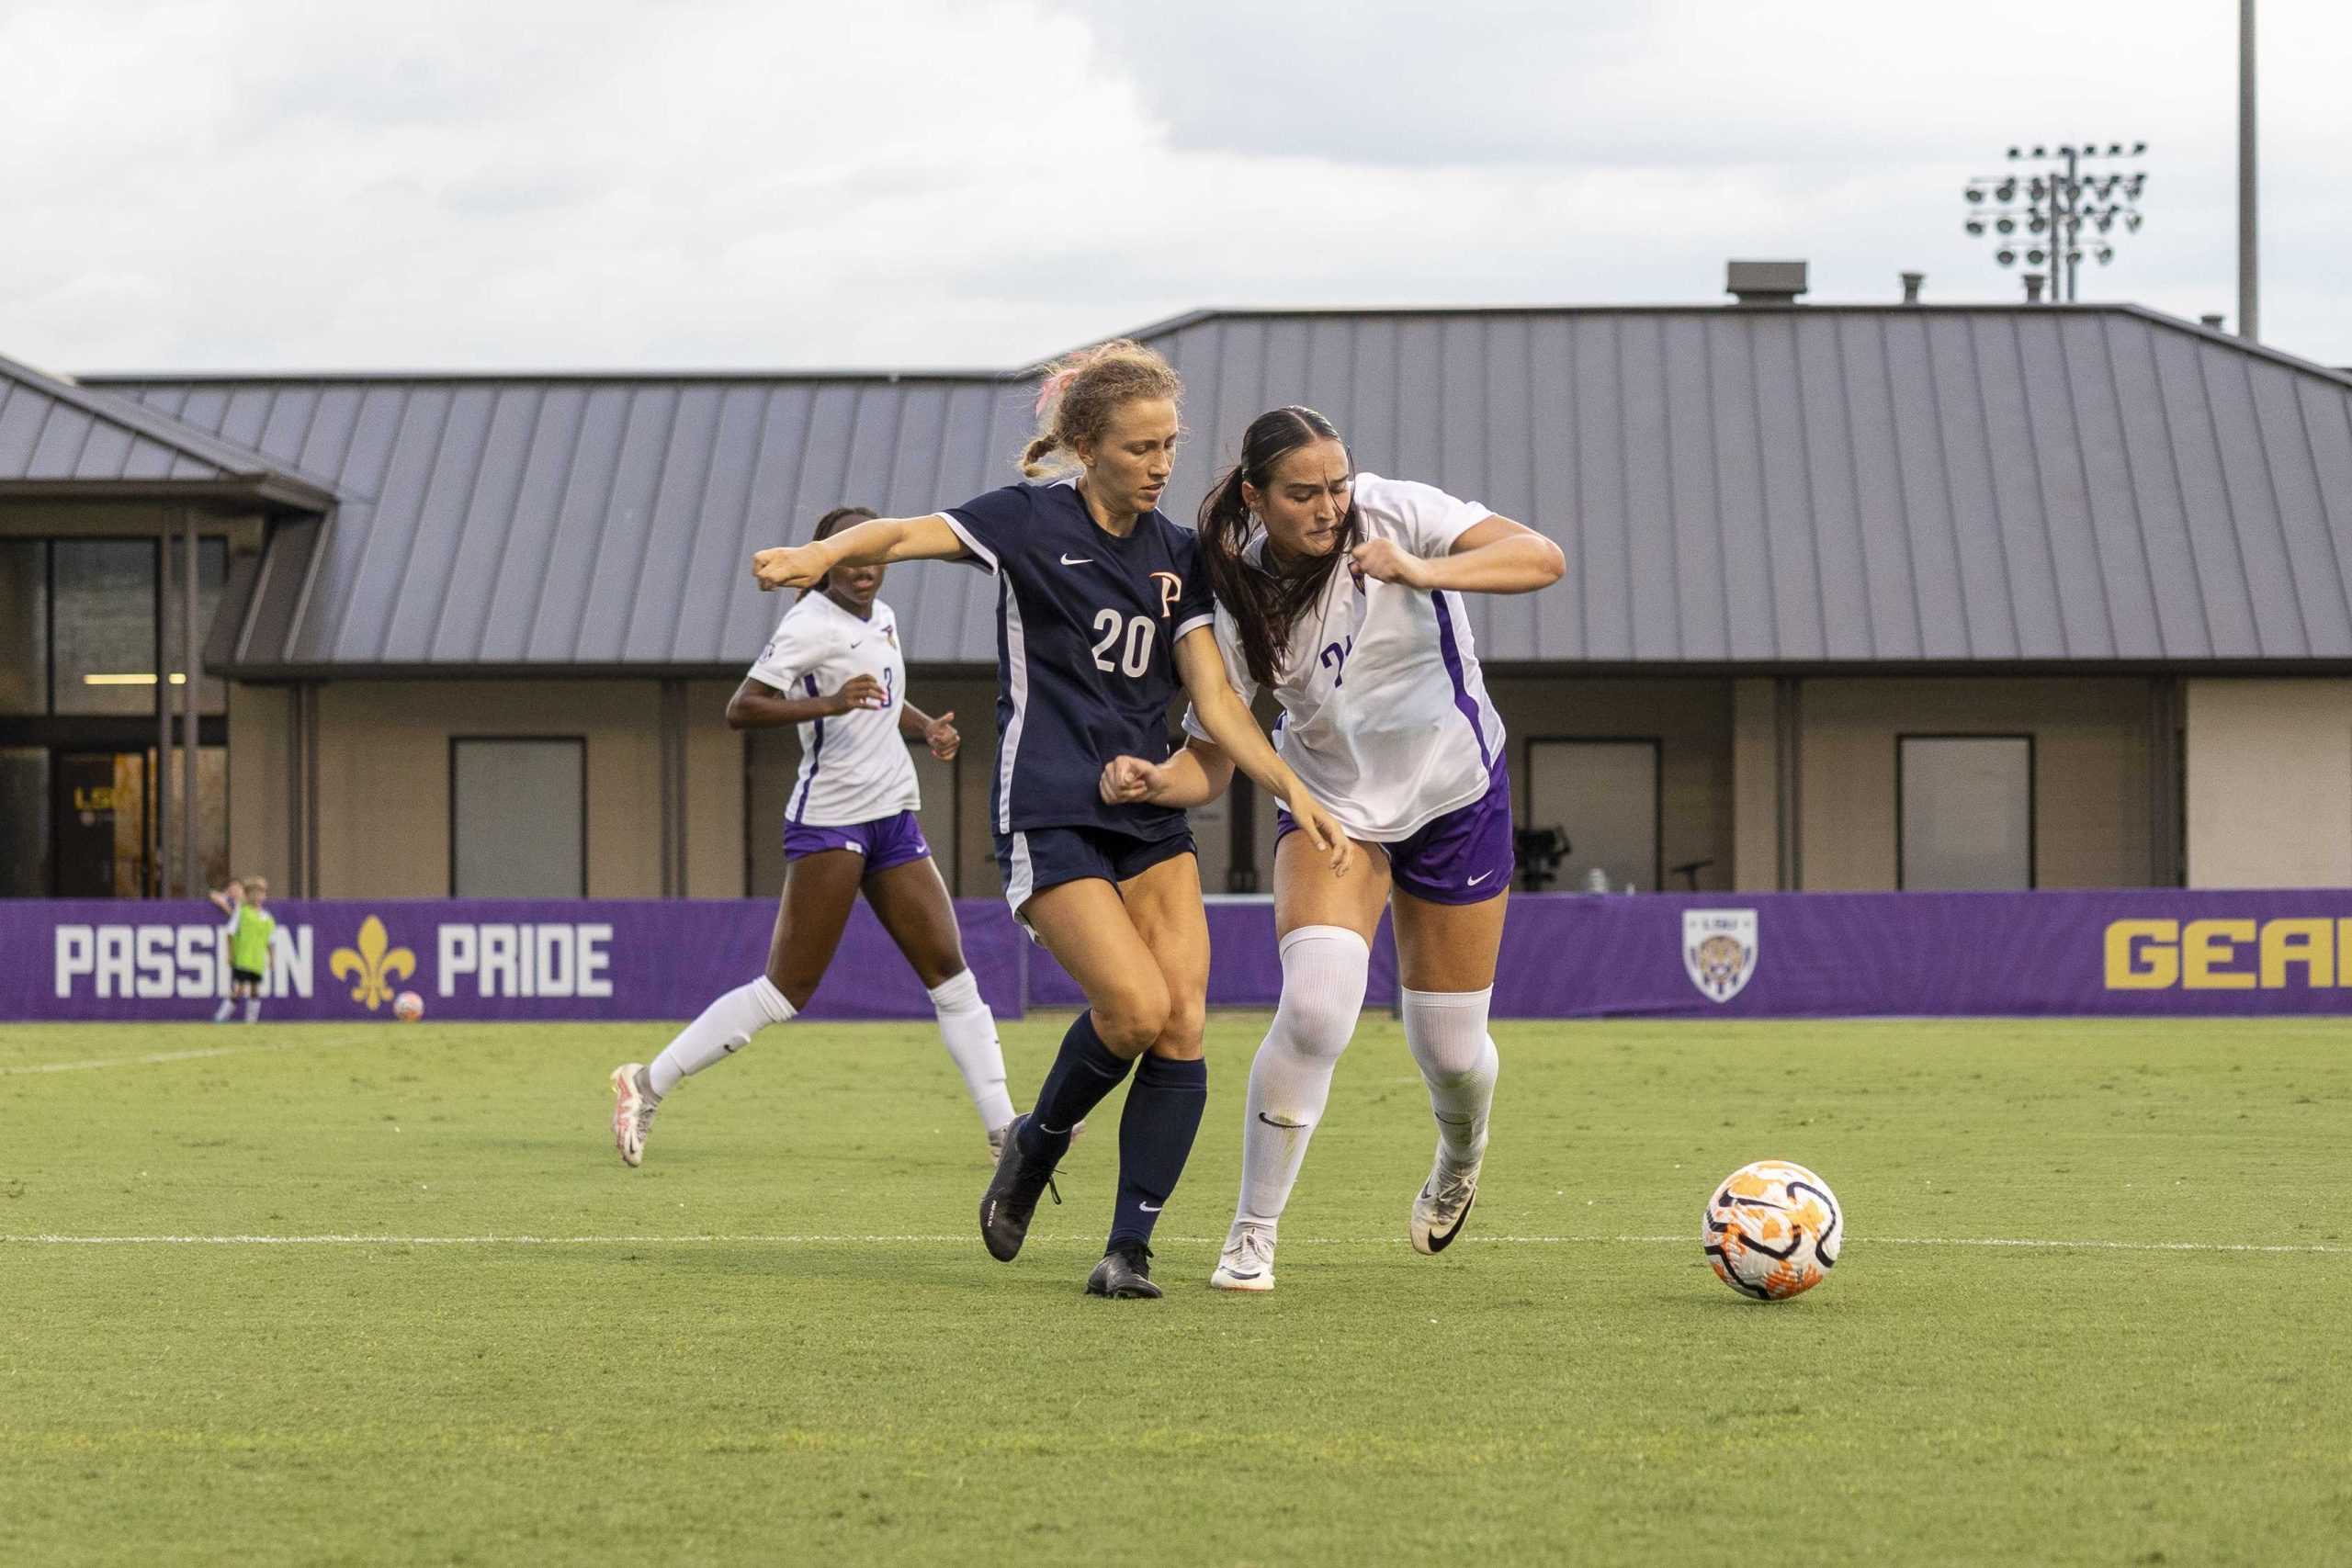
[1409,1147,1482,1255]
[610,1064,660,1168]
[1209,1223,1277,1292]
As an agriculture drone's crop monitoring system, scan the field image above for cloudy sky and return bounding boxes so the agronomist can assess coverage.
[3,0,2346,375]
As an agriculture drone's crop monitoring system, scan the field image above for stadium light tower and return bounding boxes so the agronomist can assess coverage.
[1962,142,2150,301]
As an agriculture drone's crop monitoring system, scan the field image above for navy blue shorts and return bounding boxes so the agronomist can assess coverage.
[993,824,1196,926]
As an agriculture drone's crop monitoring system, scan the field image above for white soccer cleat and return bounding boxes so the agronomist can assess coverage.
[1410,1148,1482,1255]
[1209,1224,1277,1292]
[610,1063,660,1168]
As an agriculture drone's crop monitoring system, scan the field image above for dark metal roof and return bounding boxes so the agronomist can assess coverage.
[0,352,337,510]
[83,303,2352,674]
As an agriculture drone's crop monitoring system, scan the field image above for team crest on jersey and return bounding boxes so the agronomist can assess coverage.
[1682,908,1758,1004]
[1151,570,1182,618]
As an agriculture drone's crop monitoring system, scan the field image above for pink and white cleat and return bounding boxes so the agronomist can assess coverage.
[610,1063,661,1168]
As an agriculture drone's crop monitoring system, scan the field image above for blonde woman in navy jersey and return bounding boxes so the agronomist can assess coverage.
[753,342,1350,1300]
[1102,406,1566,1292]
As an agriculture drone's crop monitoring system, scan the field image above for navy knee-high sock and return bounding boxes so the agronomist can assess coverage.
[1109,1054,1208,1250]
[1016,1010,1132,1164]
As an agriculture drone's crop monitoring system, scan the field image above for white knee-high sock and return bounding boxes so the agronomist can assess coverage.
[1401,986,1498,1165]
[243,998,261,1023]
[648,976,796,1098]
[927,970,1014,1132]
[212,997,235,1023]
[1236,926,1371,1234]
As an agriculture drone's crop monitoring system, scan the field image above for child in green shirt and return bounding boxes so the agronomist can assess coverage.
[207,877,276,1023]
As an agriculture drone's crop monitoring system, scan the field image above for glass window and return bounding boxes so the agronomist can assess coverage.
[451,739,585,897]
[1900,736,2034,890]
[51,539,159,716]
[0,542,44,715]
[159,537,230,716]
[1526,739,1660,892]
[0,748,49,896]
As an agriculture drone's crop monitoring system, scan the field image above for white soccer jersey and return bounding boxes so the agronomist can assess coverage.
[749,592,921,829]
[1183,472,1505,841]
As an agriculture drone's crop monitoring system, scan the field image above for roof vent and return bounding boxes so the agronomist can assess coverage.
[2200,313,2226,330]
[1725,260,1808,306]
[1900,271,1925,304]
[2023,273,2047,304]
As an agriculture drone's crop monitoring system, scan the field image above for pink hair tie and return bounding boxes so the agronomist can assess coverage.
[1034,368,1077,414]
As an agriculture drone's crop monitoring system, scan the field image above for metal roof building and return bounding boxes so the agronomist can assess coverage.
[6,288,2352,906]
[64,301,2352,677]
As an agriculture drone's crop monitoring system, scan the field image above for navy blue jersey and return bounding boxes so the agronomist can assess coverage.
[943,479,1216,839]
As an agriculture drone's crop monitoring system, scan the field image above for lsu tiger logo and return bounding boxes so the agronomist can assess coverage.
[1151,570,1182,618]
[1683,908,1759,1003]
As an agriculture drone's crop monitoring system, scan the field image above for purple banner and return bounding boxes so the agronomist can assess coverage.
[6,898,1025,1023]
[1475,888,2352,1019]
[6,889,2351,1022]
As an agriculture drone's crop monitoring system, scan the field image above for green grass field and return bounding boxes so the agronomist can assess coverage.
[6,1013,2350,1566]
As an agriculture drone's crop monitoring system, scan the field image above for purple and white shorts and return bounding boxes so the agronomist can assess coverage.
[783,809,933,874]
[1276,759,1515,905]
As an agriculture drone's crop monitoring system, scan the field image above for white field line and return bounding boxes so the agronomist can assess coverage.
[2,1038,364,1076]
[4,1232,2346,1255]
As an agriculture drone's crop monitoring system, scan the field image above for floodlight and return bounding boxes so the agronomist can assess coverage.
[2027,248,2047,265]
[1965,220,1986,235]
[1996,218,2016,234]
[1966,186,1985,203]
[2096,245,2116,264]
[1996,248,2017,265]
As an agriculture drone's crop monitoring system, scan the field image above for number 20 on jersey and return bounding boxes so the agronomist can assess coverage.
[1091,610,1156,677]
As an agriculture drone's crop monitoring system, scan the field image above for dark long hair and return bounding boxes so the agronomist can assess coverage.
[803,505,876,599]
[1197,406,1352,689]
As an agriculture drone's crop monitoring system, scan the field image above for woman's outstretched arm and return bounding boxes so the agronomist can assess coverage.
[752,514,968,592]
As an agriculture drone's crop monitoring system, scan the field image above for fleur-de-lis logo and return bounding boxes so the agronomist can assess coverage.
[329,915,417,1011]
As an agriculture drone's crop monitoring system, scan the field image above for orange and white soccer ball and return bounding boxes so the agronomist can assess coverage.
[393,990,424,1022]
[1703,1160,1842,1300]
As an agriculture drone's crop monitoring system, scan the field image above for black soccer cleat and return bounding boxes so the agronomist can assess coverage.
[978,1113,1061,1262]
[1084,1241,1162,1300]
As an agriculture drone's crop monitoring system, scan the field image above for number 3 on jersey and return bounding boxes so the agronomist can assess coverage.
[1091,609,1156,678]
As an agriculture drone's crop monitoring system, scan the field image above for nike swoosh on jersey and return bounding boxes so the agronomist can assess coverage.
[1059,553,1094,566]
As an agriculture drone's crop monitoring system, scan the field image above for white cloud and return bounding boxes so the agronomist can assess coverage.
[0,0,2345,372]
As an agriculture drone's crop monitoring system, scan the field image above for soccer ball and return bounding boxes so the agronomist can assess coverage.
[393,991,424,1022]
[1703,1160,1842,1301]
